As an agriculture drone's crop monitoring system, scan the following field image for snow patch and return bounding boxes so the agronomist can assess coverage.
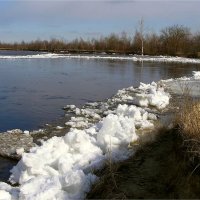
[161,71,200,97]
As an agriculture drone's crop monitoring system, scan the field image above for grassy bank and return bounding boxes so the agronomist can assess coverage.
[87,127,200,199]
[87,96,200,199]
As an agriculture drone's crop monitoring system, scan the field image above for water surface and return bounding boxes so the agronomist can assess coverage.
[1,50,200,131]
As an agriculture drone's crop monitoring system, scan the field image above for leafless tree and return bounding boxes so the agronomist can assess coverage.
[160,25,191,56]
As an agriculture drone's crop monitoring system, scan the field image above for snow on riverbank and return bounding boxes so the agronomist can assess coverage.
[0,53,200,64]
[0,81,170,200]
[161,71,200,97]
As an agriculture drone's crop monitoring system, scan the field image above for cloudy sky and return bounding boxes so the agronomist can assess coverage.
[0,0,200,42]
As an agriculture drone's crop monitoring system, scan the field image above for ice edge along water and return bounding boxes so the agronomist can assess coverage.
[0,53,200,64]
[0,71,200,200]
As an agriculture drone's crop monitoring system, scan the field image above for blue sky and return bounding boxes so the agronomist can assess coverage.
[0,0,200,42]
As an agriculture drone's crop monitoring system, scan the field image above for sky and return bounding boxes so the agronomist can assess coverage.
[0,0,200,43]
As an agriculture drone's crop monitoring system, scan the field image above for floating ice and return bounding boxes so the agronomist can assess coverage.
[0,53,200,64]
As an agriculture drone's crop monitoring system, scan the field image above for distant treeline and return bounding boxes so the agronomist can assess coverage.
[1,25,200,57]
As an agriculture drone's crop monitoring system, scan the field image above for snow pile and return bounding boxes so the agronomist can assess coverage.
[112,82,170,110]
[0,104,159,200]
[63,82,169,132]
[0,81,170,200]
[135,82,170,109]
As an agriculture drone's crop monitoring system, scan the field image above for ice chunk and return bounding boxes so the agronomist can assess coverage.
[16,148,24,155]
[193,71,200,79]
[97,114,137,152]
[0,190,11,200]
[0,76,172,199]
[56,126,64,130]
[136,82,170,110]
[23,130,29,135]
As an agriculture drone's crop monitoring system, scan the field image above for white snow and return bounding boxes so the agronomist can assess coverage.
[0,53,200,64]
[23,131,29,135]
[0,182,19,200]
[16,148,24,156]
[136,82,170,110]
[65,117,90,129]
[7,129,23,134]
[0,80,170,200]
[56,126,64,130]
[193,71,200,79]
[161,71,200,97]
[0,190,11,200]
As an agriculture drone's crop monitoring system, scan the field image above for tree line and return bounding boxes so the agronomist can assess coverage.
[0,25,200,58]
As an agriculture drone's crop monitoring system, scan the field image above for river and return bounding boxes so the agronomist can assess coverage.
[1,50,200,132]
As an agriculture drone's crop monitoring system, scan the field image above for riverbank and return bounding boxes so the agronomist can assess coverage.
[87,95,200,199]
[87,127,200,199]
[0,72,199,199]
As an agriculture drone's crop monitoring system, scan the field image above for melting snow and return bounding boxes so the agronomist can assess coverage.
[161,71,200,97]
[0,80,171,200]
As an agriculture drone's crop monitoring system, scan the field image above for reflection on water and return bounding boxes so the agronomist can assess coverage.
[0,51,200,131]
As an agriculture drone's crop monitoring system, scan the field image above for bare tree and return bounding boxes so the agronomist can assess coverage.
[160,25,190,56]
[133,18,145,55]
[139,18,144,56]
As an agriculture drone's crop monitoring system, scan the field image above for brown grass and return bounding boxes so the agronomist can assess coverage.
[176,101,200,139]
[87,128,200,199]
[174,84,200,165]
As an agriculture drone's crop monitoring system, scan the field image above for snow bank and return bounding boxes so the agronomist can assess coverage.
[111,82,170,110]
[161,71,200,97]
[0,81,170,200]
[0,53,200,64]
[136,82,170,109]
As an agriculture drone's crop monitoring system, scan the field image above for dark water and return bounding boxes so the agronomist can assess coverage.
[0,157,16,182]
[1,50,200,132]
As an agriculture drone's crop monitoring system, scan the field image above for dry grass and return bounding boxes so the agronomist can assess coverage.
[87,159,127,199]
[176,101,200,139]
[87,128,200,199]
[174,84,200,164]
